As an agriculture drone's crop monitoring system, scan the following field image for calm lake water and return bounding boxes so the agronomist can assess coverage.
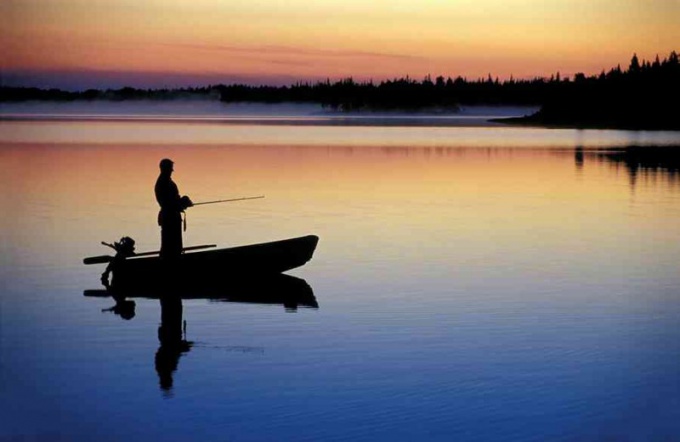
[1,105,680,441]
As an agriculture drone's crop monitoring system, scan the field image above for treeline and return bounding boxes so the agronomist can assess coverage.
[1,51,678,127]
[215,76,553,111]
[514,51,680,129]
[1,76,554,109]
[0,86,219,102]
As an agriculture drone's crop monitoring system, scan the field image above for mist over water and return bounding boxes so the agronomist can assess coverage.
[1,109,679,441]
[1,100,322,118]
[0,100,537,117]
[0,101,538,127]
[4,102,678,148]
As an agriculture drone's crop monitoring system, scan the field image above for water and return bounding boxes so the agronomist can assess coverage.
[1,106,680,441]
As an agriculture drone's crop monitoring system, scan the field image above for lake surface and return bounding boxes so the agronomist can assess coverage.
[1,106,679,441]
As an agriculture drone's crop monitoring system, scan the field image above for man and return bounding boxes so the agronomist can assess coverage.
[155,158,193,259]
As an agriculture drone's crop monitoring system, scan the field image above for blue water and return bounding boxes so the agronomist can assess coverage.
[1,109,679,441]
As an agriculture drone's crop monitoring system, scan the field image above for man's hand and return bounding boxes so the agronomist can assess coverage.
[180,195,194,209]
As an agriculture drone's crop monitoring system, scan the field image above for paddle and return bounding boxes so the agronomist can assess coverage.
[83,244,217,265]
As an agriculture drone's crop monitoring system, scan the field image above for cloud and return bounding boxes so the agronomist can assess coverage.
[158,42,424,61]
[0,68,309,90]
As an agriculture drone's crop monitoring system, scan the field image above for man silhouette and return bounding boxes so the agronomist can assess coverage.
[155,158,193,259]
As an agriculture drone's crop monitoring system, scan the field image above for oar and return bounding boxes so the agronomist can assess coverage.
[83,244,217,265]
[192,195,264,206]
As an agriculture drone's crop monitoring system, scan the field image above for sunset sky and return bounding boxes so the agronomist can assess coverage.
[2,0,679,89]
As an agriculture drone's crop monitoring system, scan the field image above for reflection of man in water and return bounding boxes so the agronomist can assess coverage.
[155,295,191,394]
[155,159,193,259]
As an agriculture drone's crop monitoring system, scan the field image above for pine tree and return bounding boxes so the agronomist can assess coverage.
[629,53,641,73]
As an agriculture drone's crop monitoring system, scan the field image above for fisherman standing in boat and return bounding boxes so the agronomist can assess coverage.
[155,158,193,259]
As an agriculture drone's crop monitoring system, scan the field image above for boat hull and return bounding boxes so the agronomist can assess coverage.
[109,235,319,291]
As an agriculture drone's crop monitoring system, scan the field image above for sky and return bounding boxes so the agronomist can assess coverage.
[1,0,679,90]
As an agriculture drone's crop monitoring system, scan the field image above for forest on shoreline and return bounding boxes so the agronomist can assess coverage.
[501,51,679,130]
[2,51,678,129]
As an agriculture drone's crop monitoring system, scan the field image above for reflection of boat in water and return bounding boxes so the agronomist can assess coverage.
[85,273,318,310]
[84,235,319,291]
[86,273,317,394]
[84,236,318,395]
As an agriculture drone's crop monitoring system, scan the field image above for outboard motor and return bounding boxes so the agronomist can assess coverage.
[101,236,136,288]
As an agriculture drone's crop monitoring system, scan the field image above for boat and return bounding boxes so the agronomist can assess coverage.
[84,235,319,291]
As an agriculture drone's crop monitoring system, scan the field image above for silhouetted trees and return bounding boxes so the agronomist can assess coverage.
[0,86,220,102]
[523,51,680,129]
[0,75,558,109]
[2,51,678,127]
[214,75,551,111]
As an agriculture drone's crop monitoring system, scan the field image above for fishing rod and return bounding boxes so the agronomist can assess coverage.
[192,195,265,206]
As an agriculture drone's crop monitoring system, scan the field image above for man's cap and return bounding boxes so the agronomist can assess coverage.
[159,158,174,169]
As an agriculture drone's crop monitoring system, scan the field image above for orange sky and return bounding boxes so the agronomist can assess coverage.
[2,0,679,88]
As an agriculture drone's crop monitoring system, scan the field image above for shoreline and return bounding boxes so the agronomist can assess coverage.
[490,116,680,132]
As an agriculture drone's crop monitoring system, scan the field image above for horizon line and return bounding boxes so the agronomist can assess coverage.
[2,51,676,92]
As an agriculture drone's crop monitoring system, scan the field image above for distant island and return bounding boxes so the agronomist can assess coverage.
[2,51,678,129]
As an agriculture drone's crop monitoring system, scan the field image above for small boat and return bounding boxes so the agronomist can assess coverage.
[84,235,319,291]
